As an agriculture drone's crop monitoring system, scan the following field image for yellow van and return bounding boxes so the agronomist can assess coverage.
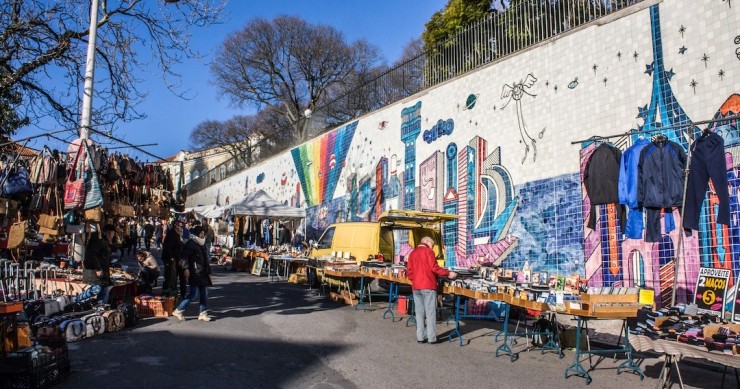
[311,210,458,265]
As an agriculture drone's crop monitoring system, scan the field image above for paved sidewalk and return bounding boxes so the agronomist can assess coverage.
[56,266,729,389]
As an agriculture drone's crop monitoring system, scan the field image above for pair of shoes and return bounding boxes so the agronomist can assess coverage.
[198,311,213,322]
[417,339,427,344]
[172,309,185,321]
[428,339,440,344]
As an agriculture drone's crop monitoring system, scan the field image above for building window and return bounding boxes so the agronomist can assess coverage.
[193,170,200,180]
[185,172,192,184]
[220,166,226,179]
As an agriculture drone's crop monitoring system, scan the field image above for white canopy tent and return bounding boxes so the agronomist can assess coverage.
[185,204,222,219]
[225,190,306,219]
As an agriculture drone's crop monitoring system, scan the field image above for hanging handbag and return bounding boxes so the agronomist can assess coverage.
[83,146,104,210]
[1,165,33,197]
[8,220,27,249]
[84,207,104,222]
[30,147,58,185]
[64,145,85,209]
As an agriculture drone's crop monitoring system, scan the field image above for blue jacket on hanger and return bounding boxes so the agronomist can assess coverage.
[619,138,650,239]
[638,137,686,242]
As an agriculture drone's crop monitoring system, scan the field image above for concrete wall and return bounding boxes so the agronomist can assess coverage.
[188,1,740,306]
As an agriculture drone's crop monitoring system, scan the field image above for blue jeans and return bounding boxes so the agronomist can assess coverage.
[74,284,110,304]
[176,284,208,313]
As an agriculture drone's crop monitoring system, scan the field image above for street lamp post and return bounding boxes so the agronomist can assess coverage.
[79,0,180,140]
[79,0,100,140]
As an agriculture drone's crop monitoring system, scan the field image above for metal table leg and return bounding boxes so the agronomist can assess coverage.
[495,303,516,361]
[446,295,464,346]
[382,282,396,321]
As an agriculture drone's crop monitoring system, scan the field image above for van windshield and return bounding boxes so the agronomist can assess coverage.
[316,227,335,249]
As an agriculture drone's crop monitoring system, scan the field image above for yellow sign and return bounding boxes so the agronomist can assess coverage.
[639,289,654,306]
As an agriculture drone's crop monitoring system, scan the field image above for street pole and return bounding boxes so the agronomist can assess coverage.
[79,0,100,140]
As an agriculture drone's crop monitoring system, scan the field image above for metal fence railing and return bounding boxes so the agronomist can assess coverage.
[187,0,645,195]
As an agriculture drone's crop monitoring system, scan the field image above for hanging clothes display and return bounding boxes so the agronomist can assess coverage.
[637,136,686,242]
[618,138,650,239]
[684,131,730,231]
[584,142,625,231]
[262,218,271,246]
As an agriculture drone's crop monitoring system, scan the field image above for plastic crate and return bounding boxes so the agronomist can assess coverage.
[134,296,175,318]
[0,347,70,389]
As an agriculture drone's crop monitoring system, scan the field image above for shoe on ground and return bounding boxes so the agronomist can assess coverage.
[172,309,184,321]
[417,339,427,344]
[198,311,213,321]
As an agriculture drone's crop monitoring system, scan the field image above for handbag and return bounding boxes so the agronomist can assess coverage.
[102,309,125,332]
[2,322,32,352]
[0,197,18,215]
[30,147,58,185]
[83,146,103,210]
[84,207,105,222]
[81,313,106,337]
[64,145,86,209]
[1,165,33,197]
[8,220,27,249]
[59,318,85,342]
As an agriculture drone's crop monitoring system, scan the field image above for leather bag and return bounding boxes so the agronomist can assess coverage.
[8,220,27,249]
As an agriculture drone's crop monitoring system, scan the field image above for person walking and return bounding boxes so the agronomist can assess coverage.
[161,220,184,297]
[154,219,164,249]
[406,236,456,344]
[127,219,138,257]
[143,219,155,251]
[172,226,213,322]
[136,219,144,249]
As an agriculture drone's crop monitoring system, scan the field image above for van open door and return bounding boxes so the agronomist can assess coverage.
[377,210,458,228]
[379,210,458,265]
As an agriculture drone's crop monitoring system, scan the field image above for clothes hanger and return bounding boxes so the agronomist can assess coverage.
[650,133,667,144]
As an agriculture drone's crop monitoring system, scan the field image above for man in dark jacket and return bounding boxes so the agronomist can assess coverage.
[407,236,457,344]
[75,224,116,303]
[172,226,213,322]
[161,221,185,297]
[143,219,155,250]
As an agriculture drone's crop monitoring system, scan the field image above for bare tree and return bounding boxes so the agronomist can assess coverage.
[210,15,383,141]
[190,116,259,167]
[0,0,226,137]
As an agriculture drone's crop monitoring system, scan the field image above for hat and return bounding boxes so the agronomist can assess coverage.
[190,226,205,237]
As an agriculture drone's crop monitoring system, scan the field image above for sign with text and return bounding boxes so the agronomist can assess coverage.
[732,279,740,323]
[694,267,731,317]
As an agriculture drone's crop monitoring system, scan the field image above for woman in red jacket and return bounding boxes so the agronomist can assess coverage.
[407,236,457,344]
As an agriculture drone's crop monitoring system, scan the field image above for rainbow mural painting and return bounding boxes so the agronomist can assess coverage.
[291,121,358,207]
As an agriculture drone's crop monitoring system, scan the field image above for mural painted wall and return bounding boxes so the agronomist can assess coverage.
[188,1,740,307]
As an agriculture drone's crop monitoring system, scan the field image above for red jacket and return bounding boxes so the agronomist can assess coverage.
[407,243,449,290]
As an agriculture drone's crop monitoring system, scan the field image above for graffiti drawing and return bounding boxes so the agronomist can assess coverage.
[567,77,579,89]
[702,53,710,68]
[501,73,539,164]
[679,46,687,55]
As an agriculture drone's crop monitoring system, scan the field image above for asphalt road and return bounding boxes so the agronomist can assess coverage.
[57,264,732,389]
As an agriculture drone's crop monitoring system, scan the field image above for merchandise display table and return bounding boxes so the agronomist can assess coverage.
[33,278,137,304]
[357,271,411,322]
[443,287,561,359]
[320,269,363,306]
[631,334,740,389]
[563,313,643,385]
[269,255,308,282]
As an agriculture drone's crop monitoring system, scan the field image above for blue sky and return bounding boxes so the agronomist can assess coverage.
[15,0,447,161]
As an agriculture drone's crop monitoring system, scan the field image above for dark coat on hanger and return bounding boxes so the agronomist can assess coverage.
[584,143,625,230]
[637,138,686,208]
